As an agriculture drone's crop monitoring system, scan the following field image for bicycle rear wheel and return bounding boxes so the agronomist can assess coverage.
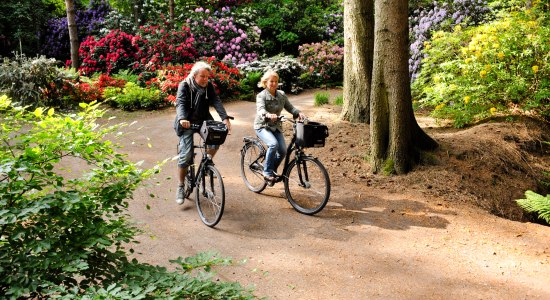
[284,156,330,215]
[196,164,225,227]
[240,142,267,193]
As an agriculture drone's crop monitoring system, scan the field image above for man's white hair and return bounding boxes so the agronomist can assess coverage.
[185,61,212,83]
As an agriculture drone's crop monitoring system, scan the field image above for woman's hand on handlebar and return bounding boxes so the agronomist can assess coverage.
[179,119,190,129]
[265,113,278,121]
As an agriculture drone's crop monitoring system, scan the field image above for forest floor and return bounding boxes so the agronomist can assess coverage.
[111,88,550,299]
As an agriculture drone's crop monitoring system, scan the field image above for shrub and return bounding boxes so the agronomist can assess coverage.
[412,5,549,127]
[298,41,344,87]
[78,30,144,76]
[0,97,255,298]
[135,24,197,71]
[239,71,262,100]
[409,0,493,80]
[184,6,261,65]
[0,54,70,107]
[238,54,306,94]
[150,59,241,104]
[103,82,164,110]
[314,92,330,106]
[42,0,111,62]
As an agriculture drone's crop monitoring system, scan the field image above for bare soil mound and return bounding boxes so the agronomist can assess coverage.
[304,101,550,223]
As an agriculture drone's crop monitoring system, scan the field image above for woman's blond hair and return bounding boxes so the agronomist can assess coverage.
[257,70,279,88]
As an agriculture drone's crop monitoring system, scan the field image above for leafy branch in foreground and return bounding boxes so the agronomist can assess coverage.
[0,95,255,299]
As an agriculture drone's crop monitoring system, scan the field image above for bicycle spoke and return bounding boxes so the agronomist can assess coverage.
[284,157,330,215]
[196,165,225,227]
[240,141,267,193]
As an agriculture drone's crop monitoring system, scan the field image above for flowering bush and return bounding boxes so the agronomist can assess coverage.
[185,6,261,65]
[409,0,492,80]
[43,0,111,61]
[298,41,343,86]
[136,24,197,71]
[78,30,144,75]
[149,58,241,104]
[238,55,306,94]
[412,4,549,127]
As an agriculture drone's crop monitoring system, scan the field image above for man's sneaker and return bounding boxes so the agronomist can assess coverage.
[176,185,185,205]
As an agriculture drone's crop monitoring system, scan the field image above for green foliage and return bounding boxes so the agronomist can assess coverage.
[239,71,262,101]
[0,96,256,298]
[103,82,165,111]
[314,92,330,106]
[0,54,73,107]
[516,191,550,225]
[251,0,341,56]
[334,94,343,106]
[0,0,52,56]
[383,159,395,176]
[412,4,549,127]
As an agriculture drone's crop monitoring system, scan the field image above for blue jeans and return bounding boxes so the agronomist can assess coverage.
[256,128,287,177]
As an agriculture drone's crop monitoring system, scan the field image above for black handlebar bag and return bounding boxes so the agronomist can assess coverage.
[199,120,228,145]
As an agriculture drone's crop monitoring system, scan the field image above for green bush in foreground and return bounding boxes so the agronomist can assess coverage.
[0,95,255,299]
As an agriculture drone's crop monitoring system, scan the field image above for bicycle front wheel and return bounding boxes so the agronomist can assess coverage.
[196,164,225,227]
[284,156,330,215]
[240,142,267,193]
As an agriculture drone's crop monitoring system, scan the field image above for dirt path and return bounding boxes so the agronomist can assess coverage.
[113,90,550,299]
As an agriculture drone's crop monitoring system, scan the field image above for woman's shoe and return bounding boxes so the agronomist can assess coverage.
[264,175,276,186]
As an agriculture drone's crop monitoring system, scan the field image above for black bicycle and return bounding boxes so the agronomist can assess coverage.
[181,119,232,227]
[240,116,330,215]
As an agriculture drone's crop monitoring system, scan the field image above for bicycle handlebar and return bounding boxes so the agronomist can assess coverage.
[275,115,309,124]
[184,116,234,132]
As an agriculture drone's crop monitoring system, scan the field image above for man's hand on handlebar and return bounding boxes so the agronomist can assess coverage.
[223,116,233,134]
[179,119,191,129]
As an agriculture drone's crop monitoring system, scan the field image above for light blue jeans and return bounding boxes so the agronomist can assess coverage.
[256,128,287,177]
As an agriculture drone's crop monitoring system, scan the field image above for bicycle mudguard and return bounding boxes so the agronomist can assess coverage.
[242,136,266,156]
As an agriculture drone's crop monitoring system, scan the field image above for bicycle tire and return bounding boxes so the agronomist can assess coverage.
[183,166,194,199]
[284,156,330,215]
[240,142,267,193]
[195,164,225,227]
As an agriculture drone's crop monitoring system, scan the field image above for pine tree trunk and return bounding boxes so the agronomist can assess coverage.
[65,0,79,69]
[341,0,374,123]
[370,0,438,174]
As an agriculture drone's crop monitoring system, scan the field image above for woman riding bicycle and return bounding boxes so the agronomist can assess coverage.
[254,70,306,185]
[174,61,232,205]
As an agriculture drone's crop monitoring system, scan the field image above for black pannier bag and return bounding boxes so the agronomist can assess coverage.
[296,121,329,148]
[200,120,228,145]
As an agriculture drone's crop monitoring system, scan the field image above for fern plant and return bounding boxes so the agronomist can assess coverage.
[516,191,550,225]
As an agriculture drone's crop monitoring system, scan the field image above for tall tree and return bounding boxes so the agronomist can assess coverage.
[340,0,374,123]
[369,0,438,174]
[65,0,79,68]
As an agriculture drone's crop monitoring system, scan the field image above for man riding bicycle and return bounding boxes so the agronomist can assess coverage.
[173,61,232,205]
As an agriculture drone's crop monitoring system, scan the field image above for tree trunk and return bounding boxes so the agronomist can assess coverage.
[65,0,79,69]
[370,0,438,174]
[341,0,374,123]
[169,0,175,22]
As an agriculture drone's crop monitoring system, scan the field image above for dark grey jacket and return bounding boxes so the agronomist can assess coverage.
[173,80,228,136]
